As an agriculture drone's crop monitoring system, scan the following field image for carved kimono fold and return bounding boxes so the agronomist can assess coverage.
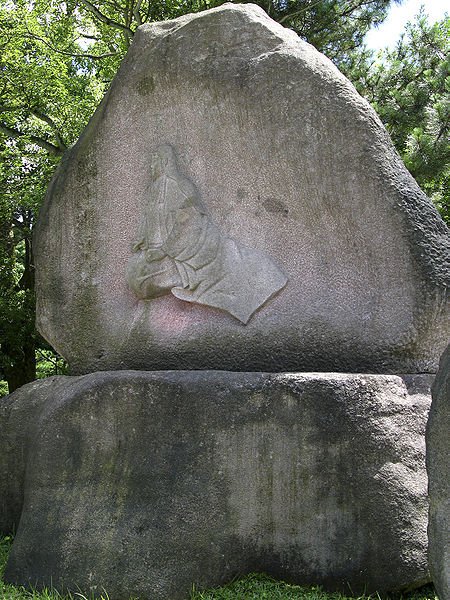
[127,145,287,324]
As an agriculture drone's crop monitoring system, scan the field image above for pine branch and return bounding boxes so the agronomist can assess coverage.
[278,0,324,25]
[338,0,379,20]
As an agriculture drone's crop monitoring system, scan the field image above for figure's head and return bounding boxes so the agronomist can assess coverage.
[150,144,177,181]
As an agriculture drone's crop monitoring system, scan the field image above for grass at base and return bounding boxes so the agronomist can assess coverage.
[191,574,437,600]
[0,536,437,600]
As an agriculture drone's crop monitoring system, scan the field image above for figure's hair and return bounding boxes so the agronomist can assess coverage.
[156,144,177,174]
[154,144,206,212]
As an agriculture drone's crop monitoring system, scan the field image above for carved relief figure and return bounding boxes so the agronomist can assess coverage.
[126,144,287,324]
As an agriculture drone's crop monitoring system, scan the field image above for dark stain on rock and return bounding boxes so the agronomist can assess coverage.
[76,154,98,181]
[263,197,289,217]
[135,75,155,96]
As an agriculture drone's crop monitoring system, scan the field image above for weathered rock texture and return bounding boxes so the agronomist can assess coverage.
[427,345,450,600]
[34,4,449,375]
[1,371,431,598]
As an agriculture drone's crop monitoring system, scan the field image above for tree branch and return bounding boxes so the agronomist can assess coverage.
[0,124,64,155]
[78,32,102,41]
[133,0,144,26]
[30,110,67,151]
[25,30,118,60]
[278,0,324,25]
[0,105,67,151]
[78,0,134,38]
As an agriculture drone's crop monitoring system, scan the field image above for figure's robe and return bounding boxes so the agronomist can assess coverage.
[127,149,287,324]
[162,206,287,324]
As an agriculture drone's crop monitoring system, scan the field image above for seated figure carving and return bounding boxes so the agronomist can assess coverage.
[126,144,288,324]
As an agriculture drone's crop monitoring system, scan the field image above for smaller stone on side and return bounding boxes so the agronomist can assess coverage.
[427,345,450,600]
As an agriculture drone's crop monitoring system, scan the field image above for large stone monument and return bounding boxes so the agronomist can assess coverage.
[1,4,449,599]
[33,5,448,375]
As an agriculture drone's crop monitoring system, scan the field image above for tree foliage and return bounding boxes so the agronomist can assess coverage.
[0,0,448,394]
[260,0,399,67]
[353,12,450,223]
[0,1,102,391]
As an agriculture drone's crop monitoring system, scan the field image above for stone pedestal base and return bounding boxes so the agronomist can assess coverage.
[0,371,432,599]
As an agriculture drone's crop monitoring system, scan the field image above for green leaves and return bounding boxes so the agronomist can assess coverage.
[353,13,449,223]
[0,1,104,391]
[261,0,400,66]
[3,2,117,138]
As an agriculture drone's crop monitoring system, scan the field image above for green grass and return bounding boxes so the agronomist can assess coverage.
[0,535,438,600]
[0,536,115,600]
[192,574,361,599]
[191,576,437,600]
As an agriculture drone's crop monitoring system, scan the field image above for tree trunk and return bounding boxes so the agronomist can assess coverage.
[3,214,37,394]
[4,336,36,393]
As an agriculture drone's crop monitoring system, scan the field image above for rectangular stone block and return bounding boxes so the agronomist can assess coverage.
[1,370,432,598]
